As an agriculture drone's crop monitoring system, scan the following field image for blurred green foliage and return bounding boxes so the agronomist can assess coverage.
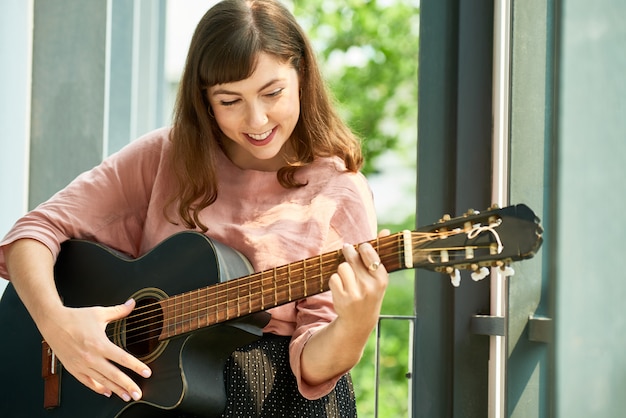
[291,0,419,176]
[290,1,419,415]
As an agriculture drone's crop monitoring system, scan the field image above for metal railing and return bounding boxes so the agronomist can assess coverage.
[374,314,416,418]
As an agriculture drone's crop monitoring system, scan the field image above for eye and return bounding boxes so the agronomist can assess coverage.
[220,99,240,106]
[265,88,284,98]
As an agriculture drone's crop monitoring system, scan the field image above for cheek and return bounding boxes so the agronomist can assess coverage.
[277,94,301,122]
[213,112,238,133]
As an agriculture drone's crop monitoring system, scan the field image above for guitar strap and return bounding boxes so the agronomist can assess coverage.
[41,340,61,409]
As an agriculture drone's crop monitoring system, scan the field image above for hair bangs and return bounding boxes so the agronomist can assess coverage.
[199,27,262,88]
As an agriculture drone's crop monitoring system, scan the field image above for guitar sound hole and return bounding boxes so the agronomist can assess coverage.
[125,296,163,359]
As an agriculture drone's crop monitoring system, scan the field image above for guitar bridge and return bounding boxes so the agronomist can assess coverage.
[41,340,61,409]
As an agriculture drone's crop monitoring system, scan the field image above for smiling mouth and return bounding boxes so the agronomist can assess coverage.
[247,129,273,141]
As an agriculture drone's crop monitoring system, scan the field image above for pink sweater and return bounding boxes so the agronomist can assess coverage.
[0,127,378,399]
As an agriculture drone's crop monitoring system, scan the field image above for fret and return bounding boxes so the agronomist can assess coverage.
[202,287,208,329]
[236,275,241,318]
[287,263,292,301]
[250,273,262,312]
[214,282,220,323]
[189,289,197,332]
[302,259,307,297]
[273,267,278,307]
[319,254,323,293]
[175,295,182,335]
[163,299,174,339]
[221,282,226,321]
[224,280,231,321]
[193,291,199,330]
[248,276,253,314]
[221,282,229,322]
[169,295,177,335]
[179,294,185,334]
[277,266,288,303]
[187,291,193,333]
[260,271,266,310]
[173,294,180,335]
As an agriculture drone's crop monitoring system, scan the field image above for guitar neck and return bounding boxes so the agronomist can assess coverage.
[159,232,410,340]
[156,203,544,341]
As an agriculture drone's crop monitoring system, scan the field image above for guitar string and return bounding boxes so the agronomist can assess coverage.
[110,245,497,348]
[107,228,496,345]
[103,234,426,343]
[106,228,493,343]
[108,228,500,345]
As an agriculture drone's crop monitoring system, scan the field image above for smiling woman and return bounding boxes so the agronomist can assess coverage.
[207,54,302,171]
[0,1,389,417]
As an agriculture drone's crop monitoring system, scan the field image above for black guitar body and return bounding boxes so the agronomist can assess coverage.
[0,231,270,418]
[0,204,545,417]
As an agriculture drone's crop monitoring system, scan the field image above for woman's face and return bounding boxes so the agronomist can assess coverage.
[207,53,301,171]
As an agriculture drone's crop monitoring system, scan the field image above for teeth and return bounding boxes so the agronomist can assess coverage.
[248,130,272,141]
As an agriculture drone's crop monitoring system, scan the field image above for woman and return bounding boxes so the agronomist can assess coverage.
[0,0,388,416]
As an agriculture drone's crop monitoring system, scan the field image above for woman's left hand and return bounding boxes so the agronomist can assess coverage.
[328,232,390,337]
[300,230,390,387]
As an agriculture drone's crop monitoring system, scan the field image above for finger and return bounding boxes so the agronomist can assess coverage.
[355,243,384,273]
[104,299,152,379]
[75,371,112,398]
[85,362,142,402]
[341,243,360,264]
[66,336,144,402]
[328,272,344,294]
[106,298,136,322]
[378,229,391,238]
[109,341,152,378]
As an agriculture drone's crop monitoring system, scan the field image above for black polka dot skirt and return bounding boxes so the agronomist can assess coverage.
[219,334,357,417]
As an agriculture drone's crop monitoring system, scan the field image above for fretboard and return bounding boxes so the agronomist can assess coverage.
[158,232,409,340]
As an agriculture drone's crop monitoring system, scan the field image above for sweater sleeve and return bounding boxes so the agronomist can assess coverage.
[0,128,168,279]
[288,171,378,400]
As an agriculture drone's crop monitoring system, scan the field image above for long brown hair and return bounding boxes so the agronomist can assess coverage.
[168,0,363,231]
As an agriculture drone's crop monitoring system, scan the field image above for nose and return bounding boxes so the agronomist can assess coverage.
[245,102,268,128]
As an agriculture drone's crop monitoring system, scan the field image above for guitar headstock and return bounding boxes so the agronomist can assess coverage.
[411,204,543,286]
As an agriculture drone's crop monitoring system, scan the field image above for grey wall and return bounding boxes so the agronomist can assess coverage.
[554,0,626,416]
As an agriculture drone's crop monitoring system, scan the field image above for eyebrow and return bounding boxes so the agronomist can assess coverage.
[210,78,284,96]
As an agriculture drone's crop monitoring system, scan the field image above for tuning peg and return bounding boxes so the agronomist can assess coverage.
[495,261,515,277]
[448,268,461,287]
[471,266,490,281]
[501,265,515,277]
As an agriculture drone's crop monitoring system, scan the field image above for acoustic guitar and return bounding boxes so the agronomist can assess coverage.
[0,204,542,417]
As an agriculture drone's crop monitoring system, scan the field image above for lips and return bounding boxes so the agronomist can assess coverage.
[245,127,276,146]
[247,129,272,140]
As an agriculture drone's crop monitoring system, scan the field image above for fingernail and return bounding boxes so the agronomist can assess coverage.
[121,393,131,402]
[141,369,152,378]
[131,391,141,401]
[124,298,134,306]
[103,392,111,398]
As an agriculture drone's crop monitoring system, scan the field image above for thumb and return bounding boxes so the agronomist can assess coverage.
[106,298,136,321]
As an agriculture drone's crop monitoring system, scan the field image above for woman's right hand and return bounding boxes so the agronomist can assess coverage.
[4,238,151,402]
[40,300,152,401]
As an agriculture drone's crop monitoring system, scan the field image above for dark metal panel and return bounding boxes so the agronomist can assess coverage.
[415,0,494,416]
[507,1,556,417]
[451,2,494,417]
[414,0,459,415]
